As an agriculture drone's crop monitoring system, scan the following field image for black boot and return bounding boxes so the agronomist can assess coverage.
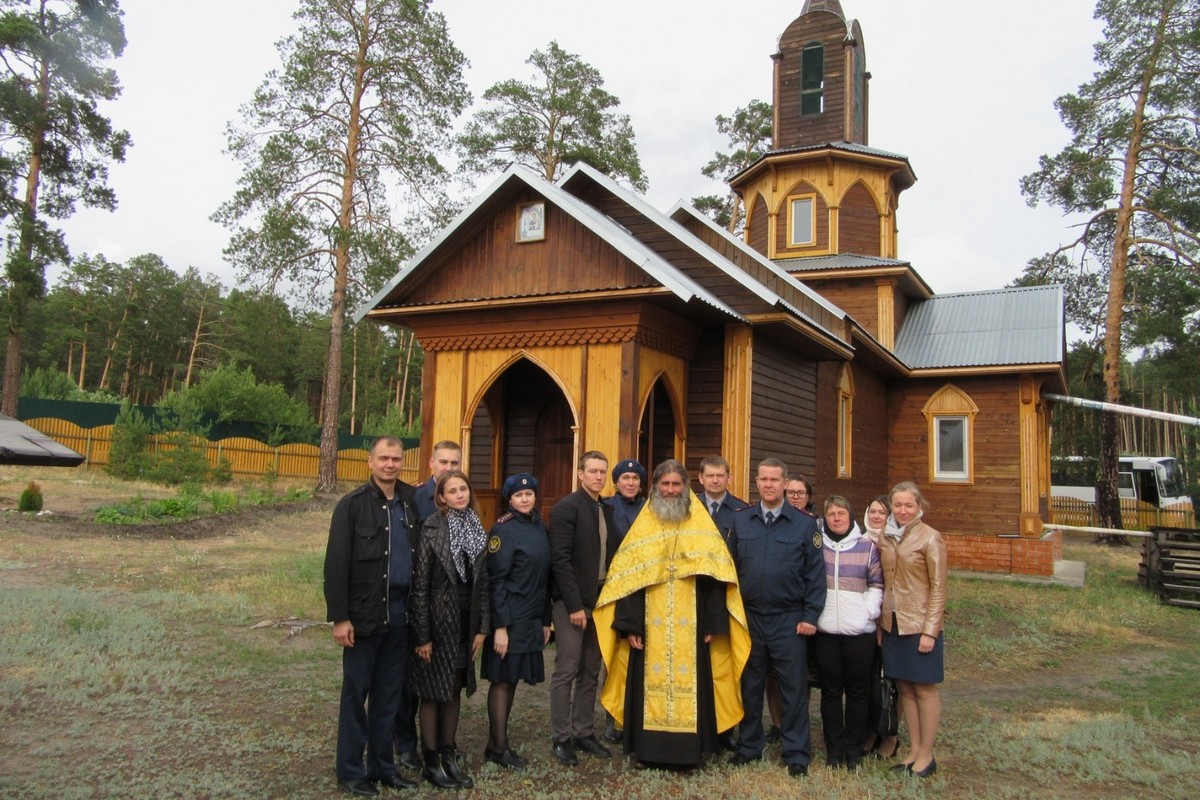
[422,749,458,790]
[440,746,473,789]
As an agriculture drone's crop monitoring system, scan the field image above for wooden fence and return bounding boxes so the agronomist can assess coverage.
[1139,527,1200,609]
[24,417,422,487]
[1050,496,1196,531]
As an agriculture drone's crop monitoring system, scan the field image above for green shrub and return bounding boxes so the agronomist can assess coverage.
[211,454,234,484]
[106,400,153,480]
[208,490,239,514]
[18,481,43,512]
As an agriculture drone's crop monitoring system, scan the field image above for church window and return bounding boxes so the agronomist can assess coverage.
[801,42,824,115]
[922,385,978,484]
[787,195,815,247]
[836,364,854,478]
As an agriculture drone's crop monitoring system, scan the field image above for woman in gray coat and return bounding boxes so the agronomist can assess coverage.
[411,470,490,789]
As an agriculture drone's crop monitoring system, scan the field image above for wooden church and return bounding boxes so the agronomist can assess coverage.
[359,0,1067,576]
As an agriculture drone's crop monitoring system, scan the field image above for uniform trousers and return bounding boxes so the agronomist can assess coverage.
[549,599,602,742]
[337,596,408,782]
[737,610,813,767]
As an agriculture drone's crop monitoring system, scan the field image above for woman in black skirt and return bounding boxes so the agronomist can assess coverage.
[482,473,552,771]
[411,470,489,789]
[876,481,947,779]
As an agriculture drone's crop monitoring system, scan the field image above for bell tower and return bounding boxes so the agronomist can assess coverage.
[731,1,915,267]
[773,0,869,149]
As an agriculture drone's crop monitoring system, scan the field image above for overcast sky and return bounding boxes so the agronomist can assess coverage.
[56,0,1103,298]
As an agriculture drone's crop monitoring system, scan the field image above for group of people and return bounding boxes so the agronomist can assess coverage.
[323,439,947,794]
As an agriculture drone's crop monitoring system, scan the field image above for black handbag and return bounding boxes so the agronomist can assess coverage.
[869,656,899,737]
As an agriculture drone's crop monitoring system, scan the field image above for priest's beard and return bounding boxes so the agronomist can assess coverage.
[649,491,690,523]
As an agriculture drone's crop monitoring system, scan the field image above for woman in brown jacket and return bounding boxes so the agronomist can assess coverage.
[411,471,490,789]
[876,481,946,779]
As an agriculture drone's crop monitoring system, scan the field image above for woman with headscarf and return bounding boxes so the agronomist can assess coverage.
[482,473,552,771]
[411,470,489,789]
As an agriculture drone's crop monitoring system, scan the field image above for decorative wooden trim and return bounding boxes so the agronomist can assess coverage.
[722,325,754,500]
[1018,374,1046,535]
[836,363,854,479]
[875,278,895,350]
[921,384,978,485]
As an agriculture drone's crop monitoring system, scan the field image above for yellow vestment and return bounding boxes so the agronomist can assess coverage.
[593,492,750,736]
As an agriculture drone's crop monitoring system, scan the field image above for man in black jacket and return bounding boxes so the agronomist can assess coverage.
[324,436,418,795]
[548,450,618,765]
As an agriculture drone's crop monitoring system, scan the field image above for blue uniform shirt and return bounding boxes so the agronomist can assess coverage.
[387,492,413,592]
[728,501,826,623]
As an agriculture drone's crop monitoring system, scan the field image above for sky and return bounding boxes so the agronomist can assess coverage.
[56,0,1104,298]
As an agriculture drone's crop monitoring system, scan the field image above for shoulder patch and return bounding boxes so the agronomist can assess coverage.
[496,512,514,525]
[488,535,502,554]
[813,532,823,549]
[800,508,818,518]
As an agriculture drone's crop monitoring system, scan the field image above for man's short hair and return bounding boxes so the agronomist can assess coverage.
[698,455,730,473]
[578,450,608,471]
[757,457,788,478]
[431,440,462,455]
[653,459,689,485]
[370,435,404,454]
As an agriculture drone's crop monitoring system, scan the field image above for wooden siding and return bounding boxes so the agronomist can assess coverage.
[747,194,769,255]
[775,11,854,149]
[814,360,889,508]
[684,325,727,480]
[838,182,882,256]
[796,276,879,335]
[402,190,656,306]
[749,335,818,497]
[775,179,829,255]
[888,376,1024,536]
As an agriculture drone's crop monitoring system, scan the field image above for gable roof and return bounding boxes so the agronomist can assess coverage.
[355,165,743,323]
[894,285,1065,369]
[0,414,84,466]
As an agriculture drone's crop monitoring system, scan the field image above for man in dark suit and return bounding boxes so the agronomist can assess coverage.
[548,450,619,765]
[698,455,747,542]
[324,436,419,795]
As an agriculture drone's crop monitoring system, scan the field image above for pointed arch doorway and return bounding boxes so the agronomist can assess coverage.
[467,358,576,525]
[637,375,679,474]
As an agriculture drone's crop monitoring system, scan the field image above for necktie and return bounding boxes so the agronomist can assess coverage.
[711,501,720,517]
[764,510,775,526]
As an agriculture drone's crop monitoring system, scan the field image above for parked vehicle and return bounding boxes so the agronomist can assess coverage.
[1051,455,1194,528]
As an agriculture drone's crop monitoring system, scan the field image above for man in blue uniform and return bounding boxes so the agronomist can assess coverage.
[697,455,746,542]
[727,458,825,778]
[324,436,419,795]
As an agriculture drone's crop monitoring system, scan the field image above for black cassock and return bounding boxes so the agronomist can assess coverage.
[613,574,731,766]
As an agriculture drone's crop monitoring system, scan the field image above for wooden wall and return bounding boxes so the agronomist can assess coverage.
[775,11,853,148]
[403,190,655,306]
[887,376,1024,536]
[746,194,769,255]
[838,182,882,256]
[813,360,890,511]
[685,325,727,479]
[797,276,880,338]
[749,335,818,496]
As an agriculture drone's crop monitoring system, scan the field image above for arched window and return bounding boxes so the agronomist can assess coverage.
[921,384,978,484]
[836,364,854,478]
[801,42,824,116]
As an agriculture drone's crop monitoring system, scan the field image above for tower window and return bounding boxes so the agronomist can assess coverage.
[801,42,824,116]
[788,195,815,247]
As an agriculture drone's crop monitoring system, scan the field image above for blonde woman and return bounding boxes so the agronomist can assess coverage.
[876,482,946,779]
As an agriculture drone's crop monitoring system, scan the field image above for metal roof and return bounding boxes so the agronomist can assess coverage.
[893,285,1065,369]
[0,414,84,466]
[777,253,911,271]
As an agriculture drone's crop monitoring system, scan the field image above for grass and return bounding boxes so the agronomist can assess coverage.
[1,470,1199,798]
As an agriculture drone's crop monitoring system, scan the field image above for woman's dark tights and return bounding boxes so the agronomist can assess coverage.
[420,666,466,750]
[487,681,518,752]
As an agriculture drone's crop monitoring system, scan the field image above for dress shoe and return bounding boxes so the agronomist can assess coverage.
[487,747,527,771]
[727,752,761,766]
[573,735,612,758]
[396,751,423,771]
[602,716,623,744]
[718,729,737,751]
[913,757,937,778]
[337,779,379,796]
[787,764,809,777]
[369,773,417,790]
[890,761,914,774]
[552,739,579,766]
[421,749,458,790]
[440,746,473,789]
[826,756,842,770]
